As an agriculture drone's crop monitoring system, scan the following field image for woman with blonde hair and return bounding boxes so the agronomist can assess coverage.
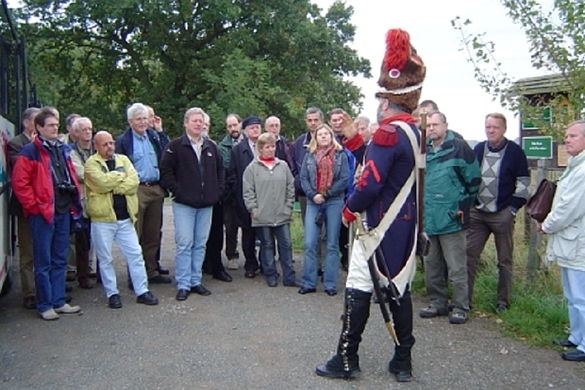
[299,124,349,296]
[243,132,297,287]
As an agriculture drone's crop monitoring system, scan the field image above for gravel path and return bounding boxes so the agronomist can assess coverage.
[1,204,584,390]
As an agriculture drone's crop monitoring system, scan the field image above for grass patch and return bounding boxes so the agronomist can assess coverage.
[471,265,568,346]
[291,212,304,254]
[413,211,569,347]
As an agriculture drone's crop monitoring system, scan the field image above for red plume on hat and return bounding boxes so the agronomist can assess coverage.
[376,28,425,113]
[384,29,411,73]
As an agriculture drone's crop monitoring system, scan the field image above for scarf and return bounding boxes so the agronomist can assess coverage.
[315,145,336,194]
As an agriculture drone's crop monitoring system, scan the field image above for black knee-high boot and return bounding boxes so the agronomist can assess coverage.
[388,288,415,382]
[316,288,371,379]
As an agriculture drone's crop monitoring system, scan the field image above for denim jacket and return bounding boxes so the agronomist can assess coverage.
[300,149,348,201]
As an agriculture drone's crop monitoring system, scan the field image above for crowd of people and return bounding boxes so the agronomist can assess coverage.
[7,102,376,317]
[7,26,585,382]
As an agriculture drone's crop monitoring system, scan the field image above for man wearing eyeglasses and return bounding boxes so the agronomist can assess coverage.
[12,107,83,320]
[115,103,171,285]
[419,111,480,325]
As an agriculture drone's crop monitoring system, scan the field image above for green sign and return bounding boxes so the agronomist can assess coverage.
[522,106,551,130]
[522,136,553,159]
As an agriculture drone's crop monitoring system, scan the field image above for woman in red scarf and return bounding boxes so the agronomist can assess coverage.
[299,124,349,296]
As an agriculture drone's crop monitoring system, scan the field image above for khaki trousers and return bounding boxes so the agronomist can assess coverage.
[424,230,469,312]
[17,215,34,298]
[136,184,165,278]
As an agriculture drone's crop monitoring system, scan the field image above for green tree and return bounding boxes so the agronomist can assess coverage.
[452,0,585,139]
[15,0,371,139]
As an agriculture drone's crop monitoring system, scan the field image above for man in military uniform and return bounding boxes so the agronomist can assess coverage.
[316,28,426,383]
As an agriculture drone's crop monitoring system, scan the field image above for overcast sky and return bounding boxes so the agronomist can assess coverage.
[314,0,554,141]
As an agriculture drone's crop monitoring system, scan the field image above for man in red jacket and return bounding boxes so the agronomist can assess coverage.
[12,107,83,320]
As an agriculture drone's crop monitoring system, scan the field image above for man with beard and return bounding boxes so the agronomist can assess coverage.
[227,116,262,278]
[219,114,243,270]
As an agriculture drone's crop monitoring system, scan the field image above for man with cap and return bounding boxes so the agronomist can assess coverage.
[227,116,262,278]
[316,28,425,382]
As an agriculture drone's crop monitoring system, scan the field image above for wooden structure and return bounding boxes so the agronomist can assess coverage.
[513,74,570,169]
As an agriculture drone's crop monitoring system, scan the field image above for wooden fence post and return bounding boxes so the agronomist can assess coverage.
[526,159,546,284]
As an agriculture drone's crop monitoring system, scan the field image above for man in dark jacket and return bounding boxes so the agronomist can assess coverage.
[159,107,224,301]
[265,115,296,176]
[115,103,171,285]
[8,107,40,309]
[218,114,243,270]
[292,107,324,221]
[227,116,262,278]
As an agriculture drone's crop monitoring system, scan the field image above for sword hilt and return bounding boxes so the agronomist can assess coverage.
[353,212,368,235]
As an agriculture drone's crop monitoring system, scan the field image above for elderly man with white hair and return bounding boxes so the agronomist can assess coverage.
[115,103,171,286]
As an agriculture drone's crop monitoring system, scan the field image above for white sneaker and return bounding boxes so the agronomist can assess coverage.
[54,303,81,314]
[227,259,239,270]
[40,309,59,321]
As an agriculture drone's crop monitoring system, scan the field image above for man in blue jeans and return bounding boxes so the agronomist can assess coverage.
[160,107,225,301]
[12,107,83,320]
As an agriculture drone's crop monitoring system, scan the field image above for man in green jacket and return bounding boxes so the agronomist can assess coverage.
[419,111,481,324]
[84,131,159,309]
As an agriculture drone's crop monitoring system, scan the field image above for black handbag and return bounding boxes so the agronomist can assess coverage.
[526,179,556,223]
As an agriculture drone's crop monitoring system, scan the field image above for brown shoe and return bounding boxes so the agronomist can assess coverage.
[23,296,36,310]
[78,279,93,289]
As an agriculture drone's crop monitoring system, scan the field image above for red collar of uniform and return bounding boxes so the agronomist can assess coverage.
[380,113,414,125]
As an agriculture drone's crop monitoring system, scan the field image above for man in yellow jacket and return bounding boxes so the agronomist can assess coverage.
[84,131,158,309]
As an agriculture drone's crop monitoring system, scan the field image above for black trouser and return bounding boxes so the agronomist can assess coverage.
[223,202,239,259]
[339,223,349,268]
[74,224,90,284]
[202,203,227,275]
[242,224,259,272]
